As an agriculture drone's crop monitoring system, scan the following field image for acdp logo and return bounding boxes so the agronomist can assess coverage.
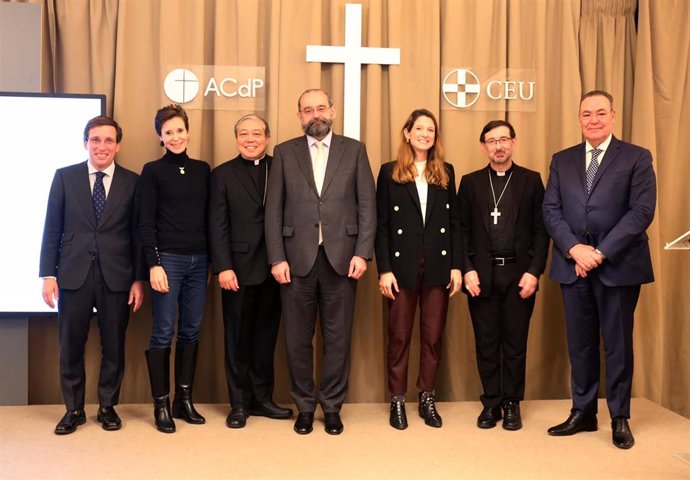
[164,68,200,103]
[442,69,481,108]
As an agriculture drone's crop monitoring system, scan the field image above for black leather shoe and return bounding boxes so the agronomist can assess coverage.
[97,406,122,431]
[611,417,634,449]
[502,400,522,431]
[324,412,344,435]
[294,412,314,434]
[477,406,502,429]
[548,411,598,436]
[418,392,442,428]
[389,400,408,430]
[226,408,248,429]
[250,400,294,419]
[55,410,86,435]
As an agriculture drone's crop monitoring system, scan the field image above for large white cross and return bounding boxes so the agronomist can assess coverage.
[306,3,400,140]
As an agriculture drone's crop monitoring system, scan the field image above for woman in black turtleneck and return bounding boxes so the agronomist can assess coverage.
[139,104,210,433]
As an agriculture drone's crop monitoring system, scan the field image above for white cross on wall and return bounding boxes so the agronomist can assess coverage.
[306,3,400,140]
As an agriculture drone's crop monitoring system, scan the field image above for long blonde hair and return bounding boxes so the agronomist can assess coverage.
[392,109,449,189]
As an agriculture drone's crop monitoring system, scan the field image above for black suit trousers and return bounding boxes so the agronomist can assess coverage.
[57,258,130,410]
[468,263,534,408]
[221,276,281,408]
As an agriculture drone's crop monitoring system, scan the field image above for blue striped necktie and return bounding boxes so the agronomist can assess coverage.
[586,148,601,193]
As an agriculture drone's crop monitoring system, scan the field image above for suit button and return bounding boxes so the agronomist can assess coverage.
[394,206,399,211]
[446,203,449,209]
[441,250,447,256]
[394,251,400,257]
[440,228,446,233]
[397,229,403,235]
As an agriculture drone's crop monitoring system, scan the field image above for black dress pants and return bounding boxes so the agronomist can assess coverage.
[221,276,281,408]
[468,263,535,408]
[57,259,130,410]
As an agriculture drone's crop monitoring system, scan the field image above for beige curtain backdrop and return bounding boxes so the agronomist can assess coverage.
[7,0,687,418]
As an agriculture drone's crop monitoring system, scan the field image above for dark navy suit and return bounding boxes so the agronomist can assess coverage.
[39,161,141,410]
[543,135,656,418]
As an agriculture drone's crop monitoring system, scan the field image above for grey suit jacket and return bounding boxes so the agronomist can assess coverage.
[39,161,142,291]
[265,133,376,277]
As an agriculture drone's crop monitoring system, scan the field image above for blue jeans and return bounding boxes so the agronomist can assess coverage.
[149,252,208,349]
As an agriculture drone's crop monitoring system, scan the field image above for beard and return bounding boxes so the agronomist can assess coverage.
[302,117,332,138]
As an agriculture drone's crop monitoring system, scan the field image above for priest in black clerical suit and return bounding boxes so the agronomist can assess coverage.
[209,114,293,429]
[457,120,548,431]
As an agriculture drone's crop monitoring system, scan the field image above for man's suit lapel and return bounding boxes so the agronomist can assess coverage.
[320,134,344,197]
[229,156,262,205]
[508,164,527,226]
[571,143,588,197]
[589,136,620,195]
[478,166,491,235]
[71,161,98,228]
[293,137,319,196]
[99,164,127,227]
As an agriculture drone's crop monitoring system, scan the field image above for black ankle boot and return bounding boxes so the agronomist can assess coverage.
[418,391,442,428]
[389,399,408,430]
[172,341,205,424]
[145,347,176,433]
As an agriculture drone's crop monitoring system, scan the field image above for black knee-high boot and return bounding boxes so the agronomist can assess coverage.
[145,347,176,433]
[172,341,206,424]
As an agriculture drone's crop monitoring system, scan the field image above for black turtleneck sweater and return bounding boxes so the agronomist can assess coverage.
[138,149,210,267]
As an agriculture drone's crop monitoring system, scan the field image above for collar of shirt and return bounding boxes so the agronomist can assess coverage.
[585,133,613,156]
[307,130,333,150]
[87,161,116,178]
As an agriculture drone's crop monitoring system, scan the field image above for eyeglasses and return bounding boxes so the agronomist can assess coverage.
[484,137,512,147]
[300,105,330,116]
[88,137,116,146]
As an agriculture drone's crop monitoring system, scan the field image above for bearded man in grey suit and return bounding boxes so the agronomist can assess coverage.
[265,89,376,435]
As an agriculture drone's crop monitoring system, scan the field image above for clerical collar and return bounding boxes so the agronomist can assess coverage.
[241,154,266,166]
[489,164,513,177]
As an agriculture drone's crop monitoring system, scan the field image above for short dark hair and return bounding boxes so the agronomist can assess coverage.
[479,119,516,143]
[581,90,614,109]
[83,115,122,143]
[234,113,271,138]
[154,104,189,136]
[297,88,334,111]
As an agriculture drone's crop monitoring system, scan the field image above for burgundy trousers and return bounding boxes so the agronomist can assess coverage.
[387,256,449,395]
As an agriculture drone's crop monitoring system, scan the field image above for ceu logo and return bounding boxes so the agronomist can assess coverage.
[442,69,481,108]
[164,68,200,104]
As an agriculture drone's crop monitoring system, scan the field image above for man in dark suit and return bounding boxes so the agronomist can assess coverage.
[458,120,548,431]
[209,114,293,429]
[40,116,144,434]
[265,89,376,435]
[543,91,656,449]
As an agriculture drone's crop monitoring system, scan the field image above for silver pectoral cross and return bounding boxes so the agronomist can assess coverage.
[491,207,501,225]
